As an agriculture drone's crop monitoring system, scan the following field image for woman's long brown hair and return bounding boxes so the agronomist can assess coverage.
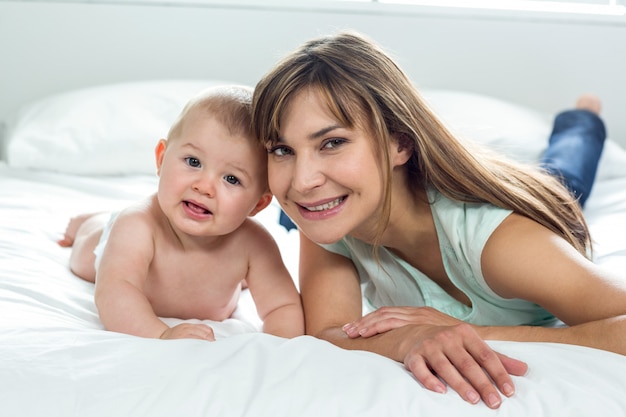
[252,31,591,257]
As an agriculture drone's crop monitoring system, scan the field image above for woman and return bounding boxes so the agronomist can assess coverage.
[251,31,624,409]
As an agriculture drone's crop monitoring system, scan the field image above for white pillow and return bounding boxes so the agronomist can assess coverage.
[4,80,235,175]
[421,89,626,181]
[10,83,623,181]
[421,89,553,164]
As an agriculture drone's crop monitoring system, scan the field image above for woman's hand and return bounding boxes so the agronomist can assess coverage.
[402,322,527,408]
[342,306,464,338]
[343,307,528,409]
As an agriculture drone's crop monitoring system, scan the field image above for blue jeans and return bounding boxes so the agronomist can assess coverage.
[541,109,606,208]
[280,210,297,232]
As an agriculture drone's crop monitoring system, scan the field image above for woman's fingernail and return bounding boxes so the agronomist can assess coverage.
[487,393,501,408]
[502,383,515,396]
[466,391,480,404]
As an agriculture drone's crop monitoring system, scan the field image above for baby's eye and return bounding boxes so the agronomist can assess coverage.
[224,175,240,185]
[268,145,293,157]
[185,157,201,168]
[322,138,346,150]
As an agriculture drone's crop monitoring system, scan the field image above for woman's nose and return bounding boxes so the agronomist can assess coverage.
[291,155,325,193]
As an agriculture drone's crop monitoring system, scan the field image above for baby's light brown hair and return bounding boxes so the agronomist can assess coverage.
[168,84,257,149]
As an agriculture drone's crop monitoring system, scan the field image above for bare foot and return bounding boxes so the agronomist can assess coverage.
[575,94,601,115]
[57,213,101,247]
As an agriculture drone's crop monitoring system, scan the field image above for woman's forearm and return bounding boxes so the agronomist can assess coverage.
[318,325,406,360]
[478,315,626,355]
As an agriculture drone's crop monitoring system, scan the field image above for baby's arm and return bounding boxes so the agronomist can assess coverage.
[94,210,213,340]
[245,223,304,338]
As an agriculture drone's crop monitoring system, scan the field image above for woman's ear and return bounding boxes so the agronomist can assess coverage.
[155,139,167,175]
[392,133,414,167]
[248,192,273,217]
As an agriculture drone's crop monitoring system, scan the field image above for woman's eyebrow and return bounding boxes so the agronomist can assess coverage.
[309,124,343,140]
[276,124,343,143]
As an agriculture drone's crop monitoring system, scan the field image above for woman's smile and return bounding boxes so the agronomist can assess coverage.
[299,196,346,212]
[295,196,347,221]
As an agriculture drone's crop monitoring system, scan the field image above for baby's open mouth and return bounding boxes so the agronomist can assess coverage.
[185,201,212,215]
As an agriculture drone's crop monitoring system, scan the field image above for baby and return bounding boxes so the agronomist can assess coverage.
[58,85,304,340]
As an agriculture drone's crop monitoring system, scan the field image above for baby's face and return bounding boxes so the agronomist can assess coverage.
[156,112,268,237]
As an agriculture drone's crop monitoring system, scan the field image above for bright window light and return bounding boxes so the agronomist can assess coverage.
[376,0,626,15]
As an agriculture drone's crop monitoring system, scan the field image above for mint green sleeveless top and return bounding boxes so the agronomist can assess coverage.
[321,188,556,326]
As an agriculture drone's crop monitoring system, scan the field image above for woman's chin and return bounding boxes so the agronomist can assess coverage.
[299,225,348,246]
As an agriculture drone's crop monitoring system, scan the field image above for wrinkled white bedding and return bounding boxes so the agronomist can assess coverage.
[2,162,626,417]
[2,80,626,417]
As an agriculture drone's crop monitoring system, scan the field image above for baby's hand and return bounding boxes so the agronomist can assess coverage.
[159,323,215,341]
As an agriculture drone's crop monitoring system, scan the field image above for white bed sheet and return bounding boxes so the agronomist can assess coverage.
[2,162,626,417]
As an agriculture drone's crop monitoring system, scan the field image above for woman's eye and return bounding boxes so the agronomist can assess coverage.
[268,146,293,157]
[185,157,201,168]
[322,138,346,149]
[224,175,240,185]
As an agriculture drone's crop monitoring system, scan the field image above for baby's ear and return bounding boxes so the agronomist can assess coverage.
[154,139,167,175]
[248,193,273,216]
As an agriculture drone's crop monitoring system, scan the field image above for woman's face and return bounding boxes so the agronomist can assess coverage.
[267,89,388,244]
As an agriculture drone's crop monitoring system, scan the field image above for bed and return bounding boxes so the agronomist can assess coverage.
[2,80,626,417]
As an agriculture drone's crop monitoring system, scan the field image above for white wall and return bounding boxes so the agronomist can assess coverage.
[1,0,625,145]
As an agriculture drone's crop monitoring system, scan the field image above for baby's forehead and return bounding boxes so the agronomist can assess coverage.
[177,110,245,137]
